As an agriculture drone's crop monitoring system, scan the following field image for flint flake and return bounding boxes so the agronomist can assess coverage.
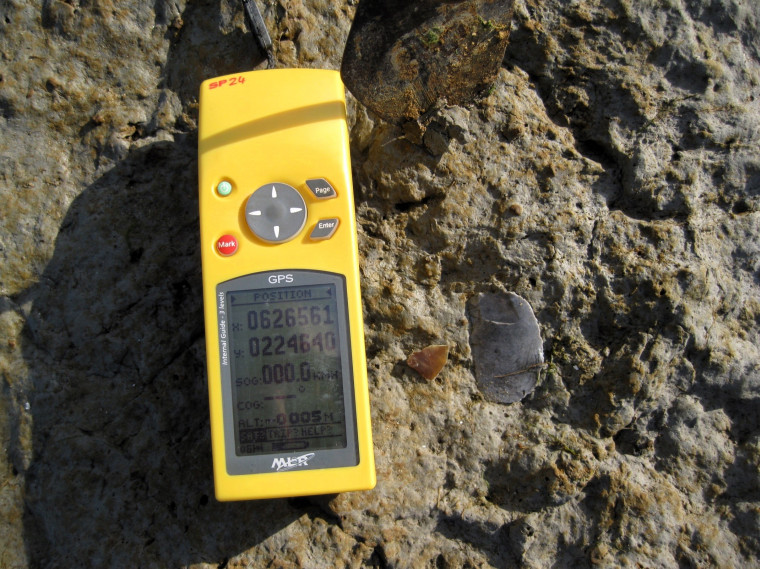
[468,292,544,404]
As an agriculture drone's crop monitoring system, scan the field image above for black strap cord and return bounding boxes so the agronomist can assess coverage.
[242,0,275,69]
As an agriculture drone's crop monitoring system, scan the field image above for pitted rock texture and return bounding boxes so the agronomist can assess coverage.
[341,0,515,123]
[1,1,759,568]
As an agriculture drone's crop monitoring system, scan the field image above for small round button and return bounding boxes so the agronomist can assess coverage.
[216,181,233,196]
[216,234,238,256]
[245,183,307,243]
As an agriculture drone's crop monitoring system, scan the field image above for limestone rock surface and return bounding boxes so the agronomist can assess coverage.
[1,1,759,568]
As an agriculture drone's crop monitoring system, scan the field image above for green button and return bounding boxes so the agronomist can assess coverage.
[217,181,232,196]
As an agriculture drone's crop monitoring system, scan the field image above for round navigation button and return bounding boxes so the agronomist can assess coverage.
[245,183,307,243]
[216,234,238,256]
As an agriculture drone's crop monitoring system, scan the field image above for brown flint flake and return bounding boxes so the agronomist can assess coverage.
[407,344,450,380]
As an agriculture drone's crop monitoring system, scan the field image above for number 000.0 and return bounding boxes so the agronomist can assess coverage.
[260,362,312,384]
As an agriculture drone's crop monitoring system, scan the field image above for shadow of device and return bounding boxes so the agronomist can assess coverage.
[12,1,317,565]
[17,135,305,567]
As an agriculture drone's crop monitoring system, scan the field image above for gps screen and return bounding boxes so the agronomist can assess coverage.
[225,283,348,456]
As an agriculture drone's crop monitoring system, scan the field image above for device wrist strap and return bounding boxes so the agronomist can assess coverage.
[242,0,275,69]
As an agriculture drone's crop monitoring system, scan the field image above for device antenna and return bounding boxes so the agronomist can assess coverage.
[242,0,275,69]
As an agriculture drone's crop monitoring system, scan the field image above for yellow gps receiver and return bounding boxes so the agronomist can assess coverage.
[198,69,375,501]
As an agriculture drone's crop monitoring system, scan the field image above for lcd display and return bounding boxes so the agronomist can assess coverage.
[226,283,348,456]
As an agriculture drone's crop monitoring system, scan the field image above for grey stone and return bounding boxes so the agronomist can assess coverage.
[468,292,544,403]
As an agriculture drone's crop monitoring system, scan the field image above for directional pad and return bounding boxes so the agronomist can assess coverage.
[245,183,307,243]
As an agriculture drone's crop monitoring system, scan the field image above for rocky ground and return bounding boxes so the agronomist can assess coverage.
[1,0,759,567]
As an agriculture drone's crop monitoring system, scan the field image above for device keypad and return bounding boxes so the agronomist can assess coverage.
[216,177,342,251]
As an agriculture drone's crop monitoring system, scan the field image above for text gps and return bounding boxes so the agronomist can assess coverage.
[198,69,375,501]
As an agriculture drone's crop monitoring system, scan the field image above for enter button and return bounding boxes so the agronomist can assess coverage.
[309,218,340,240]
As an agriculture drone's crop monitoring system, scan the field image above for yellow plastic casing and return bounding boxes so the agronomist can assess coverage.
[198,69,375,501]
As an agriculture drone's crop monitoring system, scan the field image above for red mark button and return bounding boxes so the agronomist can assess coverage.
[216,235,238,256]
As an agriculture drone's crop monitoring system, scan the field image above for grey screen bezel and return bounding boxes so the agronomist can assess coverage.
[216,269,359,475]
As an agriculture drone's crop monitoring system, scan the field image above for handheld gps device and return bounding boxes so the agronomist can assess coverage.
[198,69,375,501]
